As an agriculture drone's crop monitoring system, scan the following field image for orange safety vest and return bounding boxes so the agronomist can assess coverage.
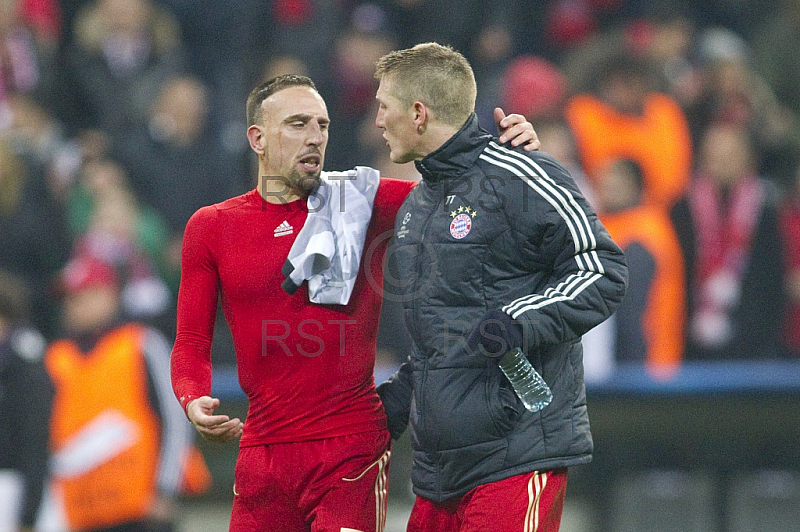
[600,206,686,376]
[565,93,692,208]
[44,324,160,530]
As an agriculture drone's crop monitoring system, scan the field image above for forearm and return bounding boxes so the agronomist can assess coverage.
[171,331,214,412]
[511,253,628,349]
[172,213,219,412]
[376,357,414,439]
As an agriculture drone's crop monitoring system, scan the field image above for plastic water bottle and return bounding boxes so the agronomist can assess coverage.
[496,347,553,412]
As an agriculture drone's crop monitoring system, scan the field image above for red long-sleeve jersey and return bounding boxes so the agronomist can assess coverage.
[171,178,415,446]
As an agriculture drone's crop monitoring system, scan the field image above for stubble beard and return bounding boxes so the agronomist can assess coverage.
[286,166,322,197]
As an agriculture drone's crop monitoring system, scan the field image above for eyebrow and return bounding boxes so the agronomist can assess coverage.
[283,113,330,125]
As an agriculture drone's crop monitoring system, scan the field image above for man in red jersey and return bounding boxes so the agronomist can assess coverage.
[170,74,538,532]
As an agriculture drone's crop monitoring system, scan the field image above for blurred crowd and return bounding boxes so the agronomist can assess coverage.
[1,0,800,392]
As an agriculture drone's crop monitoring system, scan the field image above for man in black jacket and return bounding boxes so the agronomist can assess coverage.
[374,43,628,531]
[0,270,53,532]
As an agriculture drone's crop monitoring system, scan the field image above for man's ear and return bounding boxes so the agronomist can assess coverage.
[412,101,428,134]
[247,125,265,155]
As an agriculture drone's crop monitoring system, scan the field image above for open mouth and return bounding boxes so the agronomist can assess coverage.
[298,154,321,172]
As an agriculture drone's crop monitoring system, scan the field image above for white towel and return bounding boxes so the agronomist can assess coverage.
[281,166,380,305]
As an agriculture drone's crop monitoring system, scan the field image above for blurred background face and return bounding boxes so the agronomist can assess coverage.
[99,0,150,37]
[602,72,649,115]
[536,121,576,168]
[699,124,753,187]
[82,159,126,197]
[597,160,643,214]
[647,17,694,66]
[80,160,138,239]
[149,77,209,146]
[62,285,119,334]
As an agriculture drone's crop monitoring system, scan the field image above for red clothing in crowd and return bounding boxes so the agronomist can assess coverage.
[779,196,800,355]
[171,179,415,447]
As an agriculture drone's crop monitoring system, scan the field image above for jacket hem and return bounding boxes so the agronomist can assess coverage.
[412,454,592,503]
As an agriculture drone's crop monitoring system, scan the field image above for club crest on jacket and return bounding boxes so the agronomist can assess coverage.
[449,205,476,239]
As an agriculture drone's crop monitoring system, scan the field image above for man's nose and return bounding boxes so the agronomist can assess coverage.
[306,121,324,144]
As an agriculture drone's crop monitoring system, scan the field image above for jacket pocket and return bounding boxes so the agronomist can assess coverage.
[420,367,520,451]
[485,365,522,435]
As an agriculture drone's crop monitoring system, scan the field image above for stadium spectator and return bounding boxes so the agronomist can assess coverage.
[778,160,800,357]
[593,158,685,377]
[40,254,209,532]
[670,122,786,360]
[556,2,695,95]
[382,0,516,61]
[0,134,70,338]
[152,0,269,156]
[65,158,174,328]
[636,4,697,103]
[0,94,80,196]
[324,17,397,170]
[55,0,187,138]
[751,0,800,121]
[113,75,246,236]
[535,118,597,207]
[685,26,800,188]
[565,53,693,208]
[0,269,53,532]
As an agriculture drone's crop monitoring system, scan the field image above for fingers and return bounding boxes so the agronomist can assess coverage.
[493,107,507,127]
[187,395,219,415]
[495,108,541,151]
[495,107,526,131]
[194,412,233,428]
[195,417,244,443]
[187,395,243,443]
[522,140,541,152]
[499,123,541,151]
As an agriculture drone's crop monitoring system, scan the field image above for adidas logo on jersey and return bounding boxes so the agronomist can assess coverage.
[274,220,293,237]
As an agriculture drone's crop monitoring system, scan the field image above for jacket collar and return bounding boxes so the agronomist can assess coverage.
[414,113,492,182]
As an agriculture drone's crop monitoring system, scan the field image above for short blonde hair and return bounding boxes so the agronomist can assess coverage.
[374,43,476,128]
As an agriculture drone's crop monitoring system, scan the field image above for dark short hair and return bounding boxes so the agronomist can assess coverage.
[594,55,657,93]
[246,74,318,127]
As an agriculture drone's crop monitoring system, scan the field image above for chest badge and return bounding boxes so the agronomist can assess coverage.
[449,205,477,240]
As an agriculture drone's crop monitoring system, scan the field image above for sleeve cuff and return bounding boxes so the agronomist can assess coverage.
[179,394,198,416]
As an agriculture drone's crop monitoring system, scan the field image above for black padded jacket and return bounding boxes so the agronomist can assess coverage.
[378,114,628,502]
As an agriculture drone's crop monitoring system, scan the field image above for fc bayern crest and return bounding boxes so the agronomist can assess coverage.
[450,213,472,239]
